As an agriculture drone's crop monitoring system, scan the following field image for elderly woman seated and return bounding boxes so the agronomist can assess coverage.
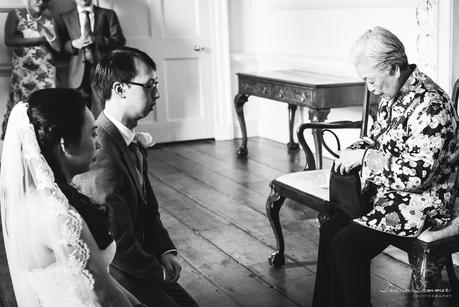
[312,26,459,307]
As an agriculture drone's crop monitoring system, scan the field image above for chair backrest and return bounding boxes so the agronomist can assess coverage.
[296,86,375,170]
[452,78,459,111]
[360,88,371,138]
[451,79,459,213]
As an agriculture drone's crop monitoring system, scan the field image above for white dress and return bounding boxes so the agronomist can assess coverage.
[27,241,116,307]
[13,197,116,307]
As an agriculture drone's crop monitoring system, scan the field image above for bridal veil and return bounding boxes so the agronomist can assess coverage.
[0,102,99,306]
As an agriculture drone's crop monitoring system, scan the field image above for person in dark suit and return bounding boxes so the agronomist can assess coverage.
[61,0,125,117]
[74,47,198,307]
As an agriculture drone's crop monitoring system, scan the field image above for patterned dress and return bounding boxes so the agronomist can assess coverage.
[2,9,57,138]
[350,65,459,237]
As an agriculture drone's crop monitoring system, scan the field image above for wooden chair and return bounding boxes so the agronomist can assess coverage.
[266,82,459,307]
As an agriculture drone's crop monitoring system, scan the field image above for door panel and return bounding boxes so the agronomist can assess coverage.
[162,0,198,37]
[134,0,214,143]
[164,58,202,120]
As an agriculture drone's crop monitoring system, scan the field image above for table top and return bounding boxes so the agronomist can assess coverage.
[237,70,363,88]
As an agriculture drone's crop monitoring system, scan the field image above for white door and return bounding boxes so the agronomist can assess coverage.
[109,0,215,143]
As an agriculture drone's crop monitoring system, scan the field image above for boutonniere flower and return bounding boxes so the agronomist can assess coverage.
[134,132,155,148]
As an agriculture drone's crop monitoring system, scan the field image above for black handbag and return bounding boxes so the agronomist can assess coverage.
[328,100,421,218]
[329,165,369,218]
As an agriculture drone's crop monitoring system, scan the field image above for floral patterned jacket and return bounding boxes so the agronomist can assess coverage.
[350,66,459,237]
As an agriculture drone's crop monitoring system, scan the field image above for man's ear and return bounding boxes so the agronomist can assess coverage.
[113,82,126,98]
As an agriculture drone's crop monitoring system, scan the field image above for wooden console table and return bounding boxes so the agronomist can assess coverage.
[234,70,375,159]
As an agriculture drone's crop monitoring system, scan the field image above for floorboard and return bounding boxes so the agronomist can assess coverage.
[160,211,299,307]
[149,137,458,307]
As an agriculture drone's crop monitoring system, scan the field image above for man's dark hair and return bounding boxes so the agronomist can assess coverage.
[93,47,157,102]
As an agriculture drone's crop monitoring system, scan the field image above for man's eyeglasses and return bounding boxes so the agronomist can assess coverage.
[125,79,158,92]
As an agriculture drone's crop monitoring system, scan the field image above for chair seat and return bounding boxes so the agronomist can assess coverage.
[275,169,330,202]
[276,170,459,243]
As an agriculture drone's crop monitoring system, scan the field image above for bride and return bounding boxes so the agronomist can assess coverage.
[0,88,145,306]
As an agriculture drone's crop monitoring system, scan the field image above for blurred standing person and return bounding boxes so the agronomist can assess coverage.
[2,0,61,139]
[61,0,125,118]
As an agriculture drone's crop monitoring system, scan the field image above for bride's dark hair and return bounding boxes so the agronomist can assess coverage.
[26,88,113,249]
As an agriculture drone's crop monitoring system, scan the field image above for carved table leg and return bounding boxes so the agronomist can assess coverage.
[287,104,300,152]
[234,93,249,157]
[308,108,331,169]
[408,251,444,307]
[266,182,286,268]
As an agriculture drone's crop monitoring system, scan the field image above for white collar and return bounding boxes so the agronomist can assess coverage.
[77,4,94,14]
[104,110,136,146]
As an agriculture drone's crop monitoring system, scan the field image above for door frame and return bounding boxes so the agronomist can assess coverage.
[207,0,234,140]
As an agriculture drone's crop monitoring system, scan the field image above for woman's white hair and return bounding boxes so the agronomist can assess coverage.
[349,26,408,72]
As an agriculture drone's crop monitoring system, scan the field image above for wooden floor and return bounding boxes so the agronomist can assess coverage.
[148,137,459,307]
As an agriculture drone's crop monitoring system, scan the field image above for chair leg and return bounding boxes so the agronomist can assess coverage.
[409,252,444,307]
[266,183,286,268]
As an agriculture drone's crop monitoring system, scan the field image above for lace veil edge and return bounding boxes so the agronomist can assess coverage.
[0,102,95,306]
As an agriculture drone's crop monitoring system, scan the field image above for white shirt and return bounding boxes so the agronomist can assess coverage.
[103,110,178,280]
[77,4,95,37]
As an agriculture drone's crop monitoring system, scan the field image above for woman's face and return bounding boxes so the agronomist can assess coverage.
[65,108,99,177]
[28,0,47,14]
[355,61,400,100]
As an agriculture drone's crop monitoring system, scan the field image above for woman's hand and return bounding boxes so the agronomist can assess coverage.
[38,19,56,42]
[333,148,366,175]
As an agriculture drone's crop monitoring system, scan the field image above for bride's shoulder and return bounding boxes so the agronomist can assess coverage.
[26,189,82,228]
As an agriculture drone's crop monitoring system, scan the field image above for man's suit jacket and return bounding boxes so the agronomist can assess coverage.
[61,5,125,89]
[74,112,175,285]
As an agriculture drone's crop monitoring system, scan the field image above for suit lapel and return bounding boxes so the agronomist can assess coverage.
[93,6,102,35]
[97,113,147,203]
[69,7,82,38]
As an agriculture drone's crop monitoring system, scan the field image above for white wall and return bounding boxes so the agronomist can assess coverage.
[452,1,459,87]
[228,0,453,149]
